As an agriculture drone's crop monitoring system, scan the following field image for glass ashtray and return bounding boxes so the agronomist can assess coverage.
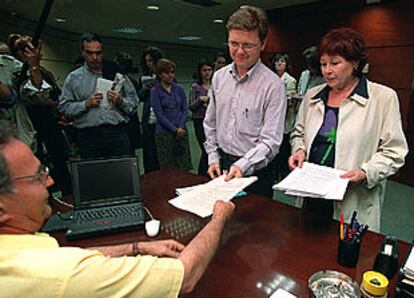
[308,270,360,298]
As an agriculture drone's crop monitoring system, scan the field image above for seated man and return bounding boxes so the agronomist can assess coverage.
[0,120,234,297]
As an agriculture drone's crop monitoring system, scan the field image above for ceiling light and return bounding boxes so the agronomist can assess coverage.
[146,5,159,11]
[55,17,67,23]
[113,27,142,34]
[178,36,202,41]
[213,18,223,24]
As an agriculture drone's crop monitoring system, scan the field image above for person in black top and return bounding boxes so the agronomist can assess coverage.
[137,47,164,173]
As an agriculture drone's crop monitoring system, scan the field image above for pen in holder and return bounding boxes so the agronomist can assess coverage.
[338,238,361,268]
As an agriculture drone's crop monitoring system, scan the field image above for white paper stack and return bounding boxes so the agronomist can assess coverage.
[273,162,349,201]
[96,78,113,109]
[403,247,414,277]
[96,73,125,109]
[169,175,257,218]
[270,288,297,298]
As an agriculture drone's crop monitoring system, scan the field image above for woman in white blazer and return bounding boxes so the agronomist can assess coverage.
[289,28,408,232]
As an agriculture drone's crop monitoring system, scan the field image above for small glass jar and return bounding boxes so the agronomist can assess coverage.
[360,271,388,298]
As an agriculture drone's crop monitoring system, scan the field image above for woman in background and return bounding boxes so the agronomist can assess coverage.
[271,53,297,180]
[150,59,192,171]
[213,52,228,72]
[189,61,214,176]
[297,45,325,97]
[138,46,164,173]
[289,28,408,231]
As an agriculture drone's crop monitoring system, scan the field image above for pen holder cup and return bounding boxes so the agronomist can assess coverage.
[337,239,361,268]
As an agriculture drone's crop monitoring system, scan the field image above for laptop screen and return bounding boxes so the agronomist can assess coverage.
[71,157,141,208]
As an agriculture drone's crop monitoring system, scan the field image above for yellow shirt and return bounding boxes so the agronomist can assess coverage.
[0,233,184,298]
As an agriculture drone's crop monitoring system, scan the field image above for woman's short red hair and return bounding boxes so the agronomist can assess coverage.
[318,27,368,77]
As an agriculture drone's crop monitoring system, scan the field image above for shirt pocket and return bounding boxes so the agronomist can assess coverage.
[238,106,262,138]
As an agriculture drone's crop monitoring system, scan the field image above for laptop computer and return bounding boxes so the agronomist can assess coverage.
[65,156,145,240]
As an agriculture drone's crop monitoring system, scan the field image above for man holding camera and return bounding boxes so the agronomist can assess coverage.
[7,34,72,197]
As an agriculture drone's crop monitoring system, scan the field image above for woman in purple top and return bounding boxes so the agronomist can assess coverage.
[189,61,213,176]
[150,58,192,170]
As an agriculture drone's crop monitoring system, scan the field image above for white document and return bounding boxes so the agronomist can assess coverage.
[270,288,297,298]
[141,75,157,90]
[176,186,198,196]
[404,247,414,276]
[169,176,257,218]
[273,162,349,201]
[96,77,113,109]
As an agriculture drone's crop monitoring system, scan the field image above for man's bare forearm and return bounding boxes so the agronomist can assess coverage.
[88,243,135,257]
[178,216,227,293]
[29,67,42,89]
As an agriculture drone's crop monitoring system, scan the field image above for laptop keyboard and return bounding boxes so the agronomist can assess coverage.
[73,203,144,224]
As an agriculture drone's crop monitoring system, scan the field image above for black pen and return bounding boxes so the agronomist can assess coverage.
[347,211,357,240]
[360,224,369,238]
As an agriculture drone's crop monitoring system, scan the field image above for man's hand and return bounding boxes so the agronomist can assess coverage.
[138,240,185,258]
[212,200,235,223]
[224,165,242,181]
[23,41,42,68]
[0,80,12,100]
[85,92,103,109]
[340,168,367,185]
[178,199,235,293]
[199,95,209,103]
[176,128,187,139]
[207,163,221,179]
[145,80,157,90]
[288,149,305,169]
[107,90,122,105]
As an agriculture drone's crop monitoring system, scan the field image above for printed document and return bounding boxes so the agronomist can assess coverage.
[96,78,113,109]
[169,175,257,217]
[270,288,297,298]
[404,247,414,276]
[273,162,349,200]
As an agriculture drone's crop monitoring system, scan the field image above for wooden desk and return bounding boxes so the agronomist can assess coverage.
[54,168,410,297]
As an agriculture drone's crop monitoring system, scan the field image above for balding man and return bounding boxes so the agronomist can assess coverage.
[0,120,234,297]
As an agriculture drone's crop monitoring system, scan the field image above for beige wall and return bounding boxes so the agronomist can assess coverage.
[0,12,221,94]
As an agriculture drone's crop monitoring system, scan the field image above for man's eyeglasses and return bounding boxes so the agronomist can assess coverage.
[228,40,261,51]
[13,165,50,184]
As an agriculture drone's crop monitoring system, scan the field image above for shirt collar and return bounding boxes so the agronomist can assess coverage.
[84,63,102,75]
[280,72,289,80]
[311,76,369,105]
[157,81,177,93]
[229,59,262,82]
